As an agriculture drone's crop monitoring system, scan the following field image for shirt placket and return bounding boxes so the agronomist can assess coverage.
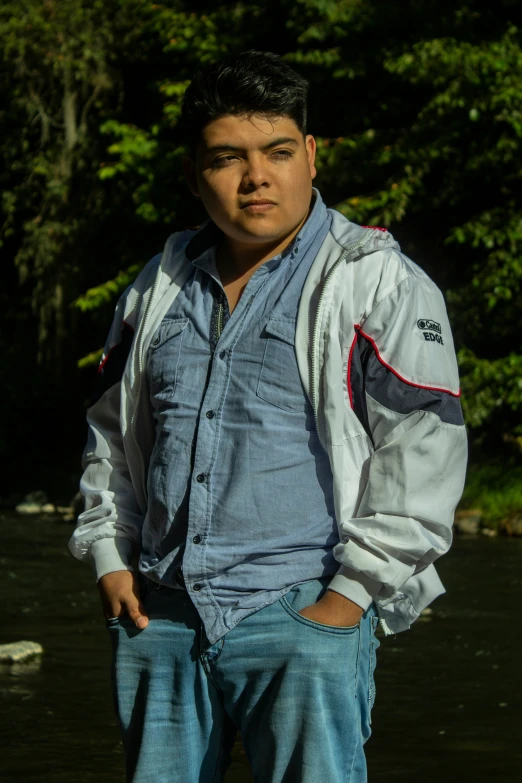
[181,267,269,629]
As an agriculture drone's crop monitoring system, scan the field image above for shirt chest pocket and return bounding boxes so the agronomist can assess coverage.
[256,318,308,413]
[147,318,189,400]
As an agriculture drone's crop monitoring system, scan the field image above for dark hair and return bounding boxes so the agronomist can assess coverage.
[180,50,309,154]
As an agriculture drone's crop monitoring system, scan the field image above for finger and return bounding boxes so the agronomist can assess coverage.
[126,601,149,630]
[102,601,124,620]
[99,597,122,619]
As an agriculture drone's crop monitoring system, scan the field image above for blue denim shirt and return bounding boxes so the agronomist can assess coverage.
[143,191,339,643]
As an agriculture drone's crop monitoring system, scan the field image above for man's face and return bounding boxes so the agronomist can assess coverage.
[184,114,317,248]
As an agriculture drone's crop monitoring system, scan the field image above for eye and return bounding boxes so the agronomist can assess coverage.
[210,155,238,168]
[272,150,293,159]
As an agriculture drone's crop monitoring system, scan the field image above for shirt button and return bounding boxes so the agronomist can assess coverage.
[196,473,206,483]
[192,534,202,544]
[219,350,226,360]
[205,410,215,419]
[192,583,202,592]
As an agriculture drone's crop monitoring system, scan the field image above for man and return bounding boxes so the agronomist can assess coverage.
[69,50,467,783]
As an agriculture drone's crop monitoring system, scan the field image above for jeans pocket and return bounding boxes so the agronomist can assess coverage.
[280,594,360,635]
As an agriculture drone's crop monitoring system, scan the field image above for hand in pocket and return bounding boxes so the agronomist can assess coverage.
[98,570,149,629]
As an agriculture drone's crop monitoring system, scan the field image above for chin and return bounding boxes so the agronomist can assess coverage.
[239,229,286,244]
[236,219,289,240]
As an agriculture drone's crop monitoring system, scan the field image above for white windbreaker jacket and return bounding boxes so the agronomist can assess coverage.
[69,206,468,636]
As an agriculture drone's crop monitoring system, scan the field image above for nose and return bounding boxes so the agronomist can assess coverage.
[241,154,270,191]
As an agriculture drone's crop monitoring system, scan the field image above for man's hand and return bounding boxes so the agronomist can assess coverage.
[97,570,149,630]
[297,589,364,627]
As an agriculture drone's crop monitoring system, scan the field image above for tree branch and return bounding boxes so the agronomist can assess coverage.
[79,82,103,138]
[28,86,52,146]
[63,64,78,153]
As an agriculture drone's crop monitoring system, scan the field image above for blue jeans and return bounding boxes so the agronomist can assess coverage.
[107,575,380,783]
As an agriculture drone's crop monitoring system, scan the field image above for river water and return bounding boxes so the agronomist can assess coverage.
[1,514,520,782]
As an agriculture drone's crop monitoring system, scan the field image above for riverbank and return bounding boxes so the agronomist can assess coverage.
[456,462,522,536]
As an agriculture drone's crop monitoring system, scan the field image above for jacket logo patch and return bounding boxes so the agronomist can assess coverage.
[417,319,443,345]
[417,318,441,335]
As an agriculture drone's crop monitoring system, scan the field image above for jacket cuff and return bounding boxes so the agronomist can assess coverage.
[90,537,135,582]
[327,565,382,611]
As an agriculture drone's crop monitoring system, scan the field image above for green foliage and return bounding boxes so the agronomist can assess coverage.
[0,0,157,366]
[459,462,522,526]
[459,348,522,430]
[98,121,159,180]
[74,264,142,312]
[2,0,522,465]
[77,348,103,369]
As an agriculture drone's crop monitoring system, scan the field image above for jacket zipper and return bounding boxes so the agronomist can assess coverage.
[217,300,224,340]
[372,598,385,632]
[310,232,374,430]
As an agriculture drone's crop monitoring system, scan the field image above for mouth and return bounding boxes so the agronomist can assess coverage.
[240,200,277,213]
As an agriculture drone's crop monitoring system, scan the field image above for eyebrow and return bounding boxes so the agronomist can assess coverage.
[203,136,300,155]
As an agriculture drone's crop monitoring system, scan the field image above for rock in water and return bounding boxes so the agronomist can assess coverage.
[15,490,50,515]
[15,503,42,515]
[0,641,44,663]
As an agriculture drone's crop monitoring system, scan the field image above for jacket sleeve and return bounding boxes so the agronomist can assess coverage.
[68,288,144,582]
[327,270,468,610]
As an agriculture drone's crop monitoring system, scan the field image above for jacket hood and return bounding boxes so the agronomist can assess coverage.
[328,209,400,255]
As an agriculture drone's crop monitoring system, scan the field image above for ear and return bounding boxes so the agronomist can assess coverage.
[305,134,317,180]
[182,155,200,197]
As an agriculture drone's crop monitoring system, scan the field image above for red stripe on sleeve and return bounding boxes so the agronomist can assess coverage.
[355,325,461,398]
